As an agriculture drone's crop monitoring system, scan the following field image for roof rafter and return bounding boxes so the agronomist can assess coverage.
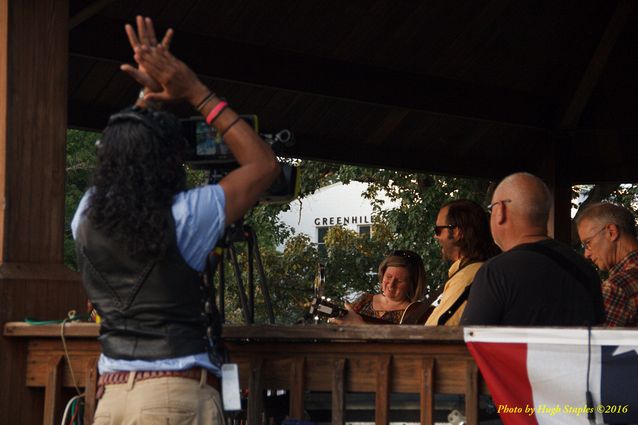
[69,0,118,29]
[559,0,634,129]
[69,16,553,129]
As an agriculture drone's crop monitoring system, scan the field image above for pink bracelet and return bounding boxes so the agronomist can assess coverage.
[205,101,228,125]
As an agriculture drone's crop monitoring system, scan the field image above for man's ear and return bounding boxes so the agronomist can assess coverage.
[454,227,463,241]
[495,204,507,226]
[608,223,621,241]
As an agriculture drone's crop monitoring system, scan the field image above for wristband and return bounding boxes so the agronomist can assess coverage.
[221,116,242,136]
[195,92,216,112]
[205,101,228,125]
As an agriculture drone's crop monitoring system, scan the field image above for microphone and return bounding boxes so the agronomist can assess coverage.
[261,130,295,148]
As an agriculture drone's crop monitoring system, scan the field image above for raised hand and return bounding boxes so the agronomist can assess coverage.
[120,17,208,106]
[121,16,173,94]
[132,45,209,105]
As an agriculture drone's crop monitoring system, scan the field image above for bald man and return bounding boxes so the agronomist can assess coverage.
[460,172,605,326]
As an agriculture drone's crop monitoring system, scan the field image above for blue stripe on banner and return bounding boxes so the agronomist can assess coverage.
[601,345,638,424]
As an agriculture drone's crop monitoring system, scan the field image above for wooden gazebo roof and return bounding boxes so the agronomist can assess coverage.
[1,2,637,424]
[68,0,638,182]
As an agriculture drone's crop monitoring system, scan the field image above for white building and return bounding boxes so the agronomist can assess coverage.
[278,182,398,251]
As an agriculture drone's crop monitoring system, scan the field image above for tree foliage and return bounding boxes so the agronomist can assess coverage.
[64,129,99,269]
[294,163,494,291]
[64,130,638,325]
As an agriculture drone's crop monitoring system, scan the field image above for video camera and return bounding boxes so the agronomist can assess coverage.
[181,115,299,204]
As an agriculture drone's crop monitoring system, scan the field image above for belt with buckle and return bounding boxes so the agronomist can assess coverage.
[96,368,220,399]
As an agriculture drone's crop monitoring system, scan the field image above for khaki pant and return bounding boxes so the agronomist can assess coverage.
[93,371,225,425]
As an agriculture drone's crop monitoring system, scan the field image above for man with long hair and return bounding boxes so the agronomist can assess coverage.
[425,199,500,326]
[71,17,279,424]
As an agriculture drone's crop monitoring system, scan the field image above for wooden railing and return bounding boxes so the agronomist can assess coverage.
[3,322,487,425]
[224,325,486,424]
[3,322,100,425]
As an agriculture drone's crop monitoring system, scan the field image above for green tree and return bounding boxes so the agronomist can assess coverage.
[64,131,638,324]
[216,233,320,324]
[295,162,493,291]
[64,129,99,269]
[321,222,393,299]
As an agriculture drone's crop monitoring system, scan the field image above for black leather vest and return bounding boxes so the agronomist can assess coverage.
[75,212,209,360]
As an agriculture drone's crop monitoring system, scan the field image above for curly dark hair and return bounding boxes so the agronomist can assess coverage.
[87,108,187,259]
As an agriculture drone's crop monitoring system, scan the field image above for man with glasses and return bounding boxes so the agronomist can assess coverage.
[425,200,500,326]
[576,203,638,326]
[460,172,605,326]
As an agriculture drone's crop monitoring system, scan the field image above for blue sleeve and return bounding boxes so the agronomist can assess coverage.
[71,190,92,239]
[172,185,226,272]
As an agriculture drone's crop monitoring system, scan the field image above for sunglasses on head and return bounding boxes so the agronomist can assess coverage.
[391,250,419,261]
[434,224,456,236]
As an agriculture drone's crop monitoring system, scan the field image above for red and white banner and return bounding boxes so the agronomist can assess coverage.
[464,327,638,425]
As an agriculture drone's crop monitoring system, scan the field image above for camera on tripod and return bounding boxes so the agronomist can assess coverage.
[181,115,286,325]
[181,115,299,204]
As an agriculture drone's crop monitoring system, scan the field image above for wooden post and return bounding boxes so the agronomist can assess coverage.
[83,357,99,424]
[542,132,573,244]
[248,357,264,425]
[42,356,63,425]
[0,0,7,253]
[419,357,434,425]
[289,356,305,419]
[0,0,68,265]
[0,2,84,425]
[375,355,391,425]
[331,358,345,425]
[464,360,479,425]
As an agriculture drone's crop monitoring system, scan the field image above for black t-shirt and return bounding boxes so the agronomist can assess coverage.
[460,239,605,326]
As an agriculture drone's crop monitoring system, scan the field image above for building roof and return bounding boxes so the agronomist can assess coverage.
[68,0,638,182]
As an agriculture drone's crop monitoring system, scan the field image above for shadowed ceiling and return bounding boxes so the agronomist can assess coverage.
[68,0,638,182]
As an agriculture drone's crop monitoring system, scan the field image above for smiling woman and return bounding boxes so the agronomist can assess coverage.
[329,250,427,325]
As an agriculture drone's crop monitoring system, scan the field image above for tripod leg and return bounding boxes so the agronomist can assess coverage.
[204,249,225,363]
[228,244,252,324]
[252,232,275,324]
[247,234,255,323]
[219,251,225,324]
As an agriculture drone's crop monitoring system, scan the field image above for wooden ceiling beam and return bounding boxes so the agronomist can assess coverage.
[69,0,118,29]
[280,135,532,180]
[566,130,638,183]
[69,16,552,129]
[559,0,634,129]
[65,98,536,180]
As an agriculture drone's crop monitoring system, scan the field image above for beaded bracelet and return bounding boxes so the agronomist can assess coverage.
[221,116,242,136]
[195,92,216,112]
[205,101,228,125]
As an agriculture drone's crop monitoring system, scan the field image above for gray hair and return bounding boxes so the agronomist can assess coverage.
[576,202,637,237]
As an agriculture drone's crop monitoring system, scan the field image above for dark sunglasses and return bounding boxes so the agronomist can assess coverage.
[434,224,457,236]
